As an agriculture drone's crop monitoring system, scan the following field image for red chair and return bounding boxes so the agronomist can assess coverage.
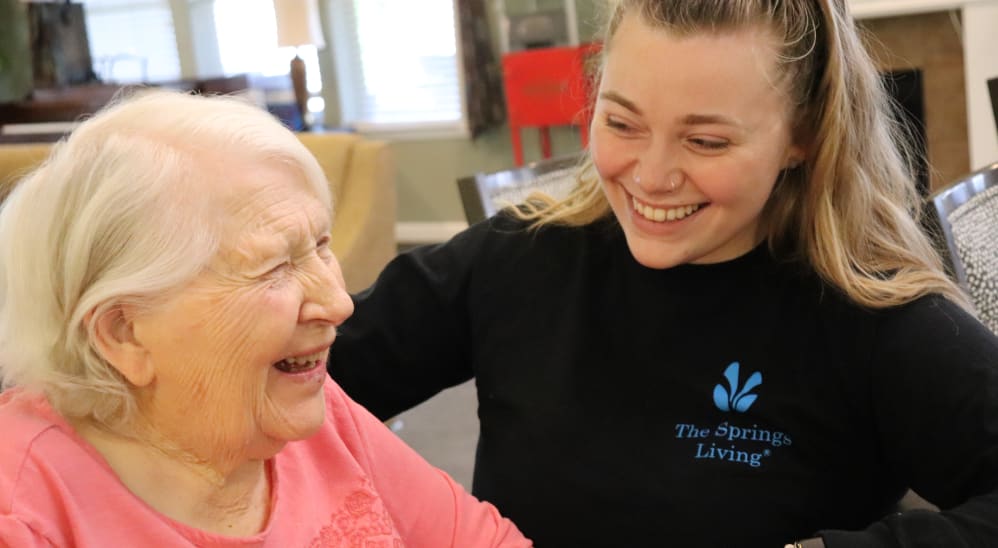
[501,43,600,166]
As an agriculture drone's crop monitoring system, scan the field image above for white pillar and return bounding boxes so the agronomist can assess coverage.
[565,0,579,46]
[962,2,998,169]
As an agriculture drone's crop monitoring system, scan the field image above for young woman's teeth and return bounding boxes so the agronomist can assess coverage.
[274,349,326,373]
[633,196,699,222]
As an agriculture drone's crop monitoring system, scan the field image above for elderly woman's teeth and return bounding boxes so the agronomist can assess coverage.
[274,349,326,373]
[632,197,700,222]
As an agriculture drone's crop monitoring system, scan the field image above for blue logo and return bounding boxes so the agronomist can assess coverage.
[713,362,762,413]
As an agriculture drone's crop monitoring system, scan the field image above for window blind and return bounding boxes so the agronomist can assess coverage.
[330,0,465,131]
[82,0,181,83]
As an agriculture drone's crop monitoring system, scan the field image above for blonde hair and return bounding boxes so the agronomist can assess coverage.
[516,0,968,310]
[0,89,331,430]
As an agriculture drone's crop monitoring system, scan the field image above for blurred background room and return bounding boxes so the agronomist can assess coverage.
[1,0,998,489]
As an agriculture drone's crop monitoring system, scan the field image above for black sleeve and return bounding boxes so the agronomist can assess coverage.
[327,220,496,420]
[821,296,998,547]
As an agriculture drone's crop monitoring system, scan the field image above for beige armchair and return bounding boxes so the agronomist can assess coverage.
[0,132,397,293]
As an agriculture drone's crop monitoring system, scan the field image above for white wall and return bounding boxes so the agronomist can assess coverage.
[962,3,998,169]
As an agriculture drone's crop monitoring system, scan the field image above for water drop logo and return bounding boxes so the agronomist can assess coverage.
[713,362,762,413]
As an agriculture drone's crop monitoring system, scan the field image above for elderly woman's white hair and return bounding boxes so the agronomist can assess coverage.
[0,89,331,430]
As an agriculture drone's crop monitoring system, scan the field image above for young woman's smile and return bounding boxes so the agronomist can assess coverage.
[630,195,705,224]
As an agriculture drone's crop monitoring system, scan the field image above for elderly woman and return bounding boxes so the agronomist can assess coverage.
[0,90,530,547]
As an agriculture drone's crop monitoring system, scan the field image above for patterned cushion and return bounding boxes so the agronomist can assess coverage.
[949,184,998,334]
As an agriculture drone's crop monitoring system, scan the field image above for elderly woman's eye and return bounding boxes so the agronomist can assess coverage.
[265,261,291,277]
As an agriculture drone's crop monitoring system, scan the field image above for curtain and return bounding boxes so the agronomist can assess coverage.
[456,0,505,138]
[28,2,98,88]
[0,0,33,101]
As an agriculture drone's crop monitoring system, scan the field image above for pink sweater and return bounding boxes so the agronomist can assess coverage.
[0,379,530,547]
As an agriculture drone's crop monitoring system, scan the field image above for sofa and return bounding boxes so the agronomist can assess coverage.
[0,132,397,293]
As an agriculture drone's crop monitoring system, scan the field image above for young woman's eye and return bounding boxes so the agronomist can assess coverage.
[605,115,633,132]
[689,138,729,151]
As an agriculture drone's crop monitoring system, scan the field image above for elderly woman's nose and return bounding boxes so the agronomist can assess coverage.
[299,260,354,325]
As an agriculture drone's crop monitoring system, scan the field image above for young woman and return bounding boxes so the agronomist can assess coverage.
[329,1,998,546]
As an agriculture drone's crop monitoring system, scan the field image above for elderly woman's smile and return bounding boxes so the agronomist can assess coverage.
[126,158,353,461]
[273,347,328,374]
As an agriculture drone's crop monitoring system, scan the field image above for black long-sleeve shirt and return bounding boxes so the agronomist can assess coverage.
[329,214,998,547]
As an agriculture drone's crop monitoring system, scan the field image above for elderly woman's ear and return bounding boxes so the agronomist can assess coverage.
[87,307,155,387]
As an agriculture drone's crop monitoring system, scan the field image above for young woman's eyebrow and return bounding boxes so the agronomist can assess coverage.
[679,113,740,127]
[599,91,643,115]
[601,91,741,128]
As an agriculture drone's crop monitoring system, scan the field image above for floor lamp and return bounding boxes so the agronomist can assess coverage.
[273,0,325,131]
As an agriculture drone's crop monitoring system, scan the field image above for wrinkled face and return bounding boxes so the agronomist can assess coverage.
[130,157,353,464]
[590,14,804,268]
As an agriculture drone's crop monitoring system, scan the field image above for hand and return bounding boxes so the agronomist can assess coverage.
[784,538,824,548]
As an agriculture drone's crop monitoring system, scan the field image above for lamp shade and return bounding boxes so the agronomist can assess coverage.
[274,0,325,49]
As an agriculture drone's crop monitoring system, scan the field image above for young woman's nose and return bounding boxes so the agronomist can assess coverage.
[299,257,354,326]
[634,145,685,194]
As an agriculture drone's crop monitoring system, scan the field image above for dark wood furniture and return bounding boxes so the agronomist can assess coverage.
[457,152,582,224]
[0,75,252,133]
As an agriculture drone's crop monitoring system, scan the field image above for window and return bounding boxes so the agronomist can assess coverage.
[212,0,321,94]
[82,0,321,91]
[79,0,464,134]
[329,0,465,134]
[82,0,181,83]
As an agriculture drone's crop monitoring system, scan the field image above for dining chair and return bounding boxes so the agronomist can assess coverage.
[457,152,583,225]
[931,162,998,334]
[500,44,599,166]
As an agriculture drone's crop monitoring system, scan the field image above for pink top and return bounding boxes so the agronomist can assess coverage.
[0,378,530,547]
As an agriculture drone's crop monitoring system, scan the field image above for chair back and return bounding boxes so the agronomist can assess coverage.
[457,152,583,224]
[988,77,998,134]
[932,162,998,333]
